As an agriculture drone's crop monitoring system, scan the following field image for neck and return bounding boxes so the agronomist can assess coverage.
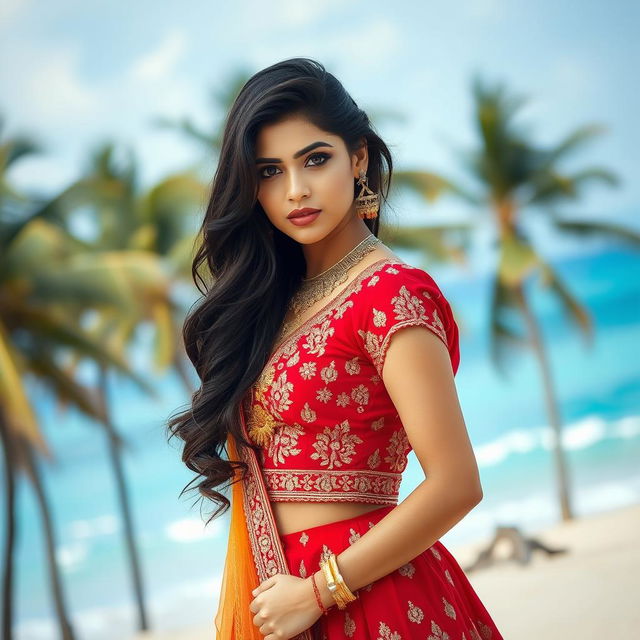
[302,219,373,279]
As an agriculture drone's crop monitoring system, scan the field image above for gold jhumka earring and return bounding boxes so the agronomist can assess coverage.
[354,169,380,219]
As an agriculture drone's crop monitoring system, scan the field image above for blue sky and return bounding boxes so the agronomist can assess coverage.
[1,0,638,264]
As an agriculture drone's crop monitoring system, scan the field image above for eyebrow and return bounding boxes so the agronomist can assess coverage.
[255,141,334,164]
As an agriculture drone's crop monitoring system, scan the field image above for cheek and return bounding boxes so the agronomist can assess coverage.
[257,187,292,234]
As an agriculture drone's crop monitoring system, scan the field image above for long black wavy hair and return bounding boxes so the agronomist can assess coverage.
[167,57,394,522]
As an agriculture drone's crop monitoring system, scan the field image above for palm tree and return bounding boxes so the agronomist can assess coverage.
[389,75,640,522]
[0,124,161,639]
[44,140,206,633]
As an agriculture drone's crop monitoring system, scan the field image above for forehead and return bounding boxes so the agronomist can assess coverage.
[255,116,342,154]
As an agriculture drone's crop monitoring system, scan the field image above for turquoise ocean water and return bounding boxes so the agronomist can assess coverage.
[5,245,640,639]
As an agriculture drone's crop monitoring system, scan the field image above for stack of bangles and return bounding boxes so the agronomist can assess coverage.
[310,553,358,615]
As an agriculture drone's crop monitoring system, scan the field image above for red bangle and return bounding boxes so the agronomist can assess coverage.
[311,572,329,616]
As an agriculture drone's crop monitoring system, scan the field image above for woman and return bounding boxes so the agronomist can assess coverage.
[168,57,504,640]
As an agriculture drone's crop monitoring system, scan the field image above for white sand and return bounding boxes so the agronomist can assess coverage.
[135,503,640,639]
[450,503,640,638]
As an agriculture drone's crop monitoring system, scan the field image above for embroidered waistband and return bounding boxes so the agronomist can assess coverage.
[263,468,401,505]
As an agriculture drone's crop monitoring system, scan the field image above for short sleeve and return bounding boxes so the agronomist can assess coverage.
[351,263,460,377]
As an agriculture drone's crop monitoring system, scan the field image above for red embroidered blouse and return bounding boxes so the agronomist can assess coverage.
[244,257,460,506]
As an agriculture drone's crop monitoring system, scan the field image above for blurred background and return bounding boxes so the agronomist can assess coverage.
[1,1,638,639]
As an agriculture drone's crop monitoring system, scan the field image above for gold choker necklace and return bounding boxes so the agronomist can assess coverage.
[288,234,382,317]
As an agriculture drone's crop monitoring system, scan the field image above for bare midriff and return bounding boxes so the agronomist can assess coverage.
[271,500,391,536]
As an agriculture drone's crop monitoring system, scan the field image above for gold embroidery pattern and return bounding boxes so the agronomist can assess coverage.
[299,361,317,379]
[427,619,450,640]
[336,392,350,407]
[263,468,401,504]
[350,384,370,410]
[377,621,402,640]
[471,620,493,640]
[299,531,309,546]
[319,544,333,564]
[367,448,381,469]
[303,319,334,357]
[443,596,457,619]
[246,402,280,447]
[344,611,356,637]
[299,559,307,578]
[271,369,294,414]
[357,275,450,378]
[316,387,332,403]
[373,307,387,327]
[384,429,410,472]
[407,600,424,624]
[266,422,304,467]
[398,561,416,578]
[310,420,363,469]
[345,356,361,375]
[320,360,338,383]
[348,528,361,545]
[300,402,316,423]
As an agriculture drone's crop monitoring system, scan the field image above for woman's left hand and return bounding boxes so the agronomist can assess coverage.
[249,573,323,639]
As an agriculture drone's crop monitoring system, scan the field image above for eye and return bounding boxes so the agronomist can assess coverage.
[259,165,280,180]
[307,151,330,167]
[258,152,331,180]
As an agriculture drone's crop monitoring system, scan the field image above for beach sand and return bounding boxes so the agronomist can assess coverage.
[135,502,640,639]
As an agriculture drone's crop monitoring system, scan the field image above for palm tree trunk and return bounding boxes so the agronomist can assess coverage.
[0,414,17,640]
[98,365,149,632]
[19,437,75,639]
[514,283,574,521]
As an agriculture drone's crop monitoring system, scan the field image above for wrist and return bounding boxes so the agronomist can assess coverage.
[314,568,336,611]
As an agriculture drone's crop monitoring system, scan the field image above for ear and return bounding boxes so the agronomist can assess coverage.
[352,137,368,178]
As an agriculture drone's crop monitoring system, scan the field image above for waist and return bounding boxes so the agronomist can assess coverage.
[262,468,402,505]
[273,501,391,536]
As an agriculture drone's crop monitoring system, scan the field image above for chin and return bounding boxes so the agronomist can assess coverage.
[280,221,335,244]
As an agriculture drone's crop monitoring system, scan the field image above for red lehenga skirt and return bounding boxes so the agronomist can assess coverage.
[214,410,504,640]
[280,505,503,640]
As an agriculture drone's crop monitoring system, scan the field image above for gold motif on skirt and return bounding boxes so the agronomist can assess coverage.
[344,611,356,637]
[407,600,425,624]
[443,596,457,619]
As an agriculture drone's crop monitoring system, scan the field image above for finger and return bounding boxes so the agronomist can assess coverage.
[252,575,276,596]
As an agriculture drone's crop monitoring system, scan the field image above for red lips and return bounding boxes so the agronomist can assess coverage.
[287,207,321,219]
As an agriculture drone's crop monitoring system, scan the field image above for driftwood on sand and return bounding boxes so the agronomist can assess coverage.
[464,525,569,572]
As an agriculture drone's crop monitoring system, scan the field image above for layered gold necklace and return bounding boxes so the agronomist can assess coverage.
[289,233,382,317]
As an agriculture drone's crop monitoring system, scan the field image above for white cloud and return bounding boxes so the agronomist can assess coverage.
[129,29,188,82]
[5,43,101,128]
[330,18,402,64]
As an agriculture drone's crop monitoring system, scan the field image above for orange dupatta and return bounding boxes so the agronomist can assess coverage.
[214,406,313,640]
[214,430,263,639]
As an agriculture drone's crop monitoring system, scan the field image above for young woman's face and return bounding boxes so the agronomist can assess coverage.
[254,115,365,244]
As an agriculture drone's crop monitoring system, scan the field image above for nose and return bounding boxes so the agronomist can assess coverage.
[286,170,311,202]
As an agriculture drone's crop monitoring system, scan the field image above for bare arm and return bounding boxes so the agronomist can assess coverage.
[314,326,483,608]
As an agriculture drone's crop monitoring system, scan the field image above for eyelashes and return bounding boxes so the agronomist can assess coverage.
[258,152,331,180]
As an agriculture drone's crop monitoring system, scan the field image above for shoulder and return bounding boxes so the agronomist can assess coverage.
[356,260,449,308]
[350,259,460,375]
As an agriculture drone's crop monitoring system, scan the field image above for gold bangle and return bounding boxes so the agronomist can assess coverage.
[320,557,348,610]
[328,554,357,604]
